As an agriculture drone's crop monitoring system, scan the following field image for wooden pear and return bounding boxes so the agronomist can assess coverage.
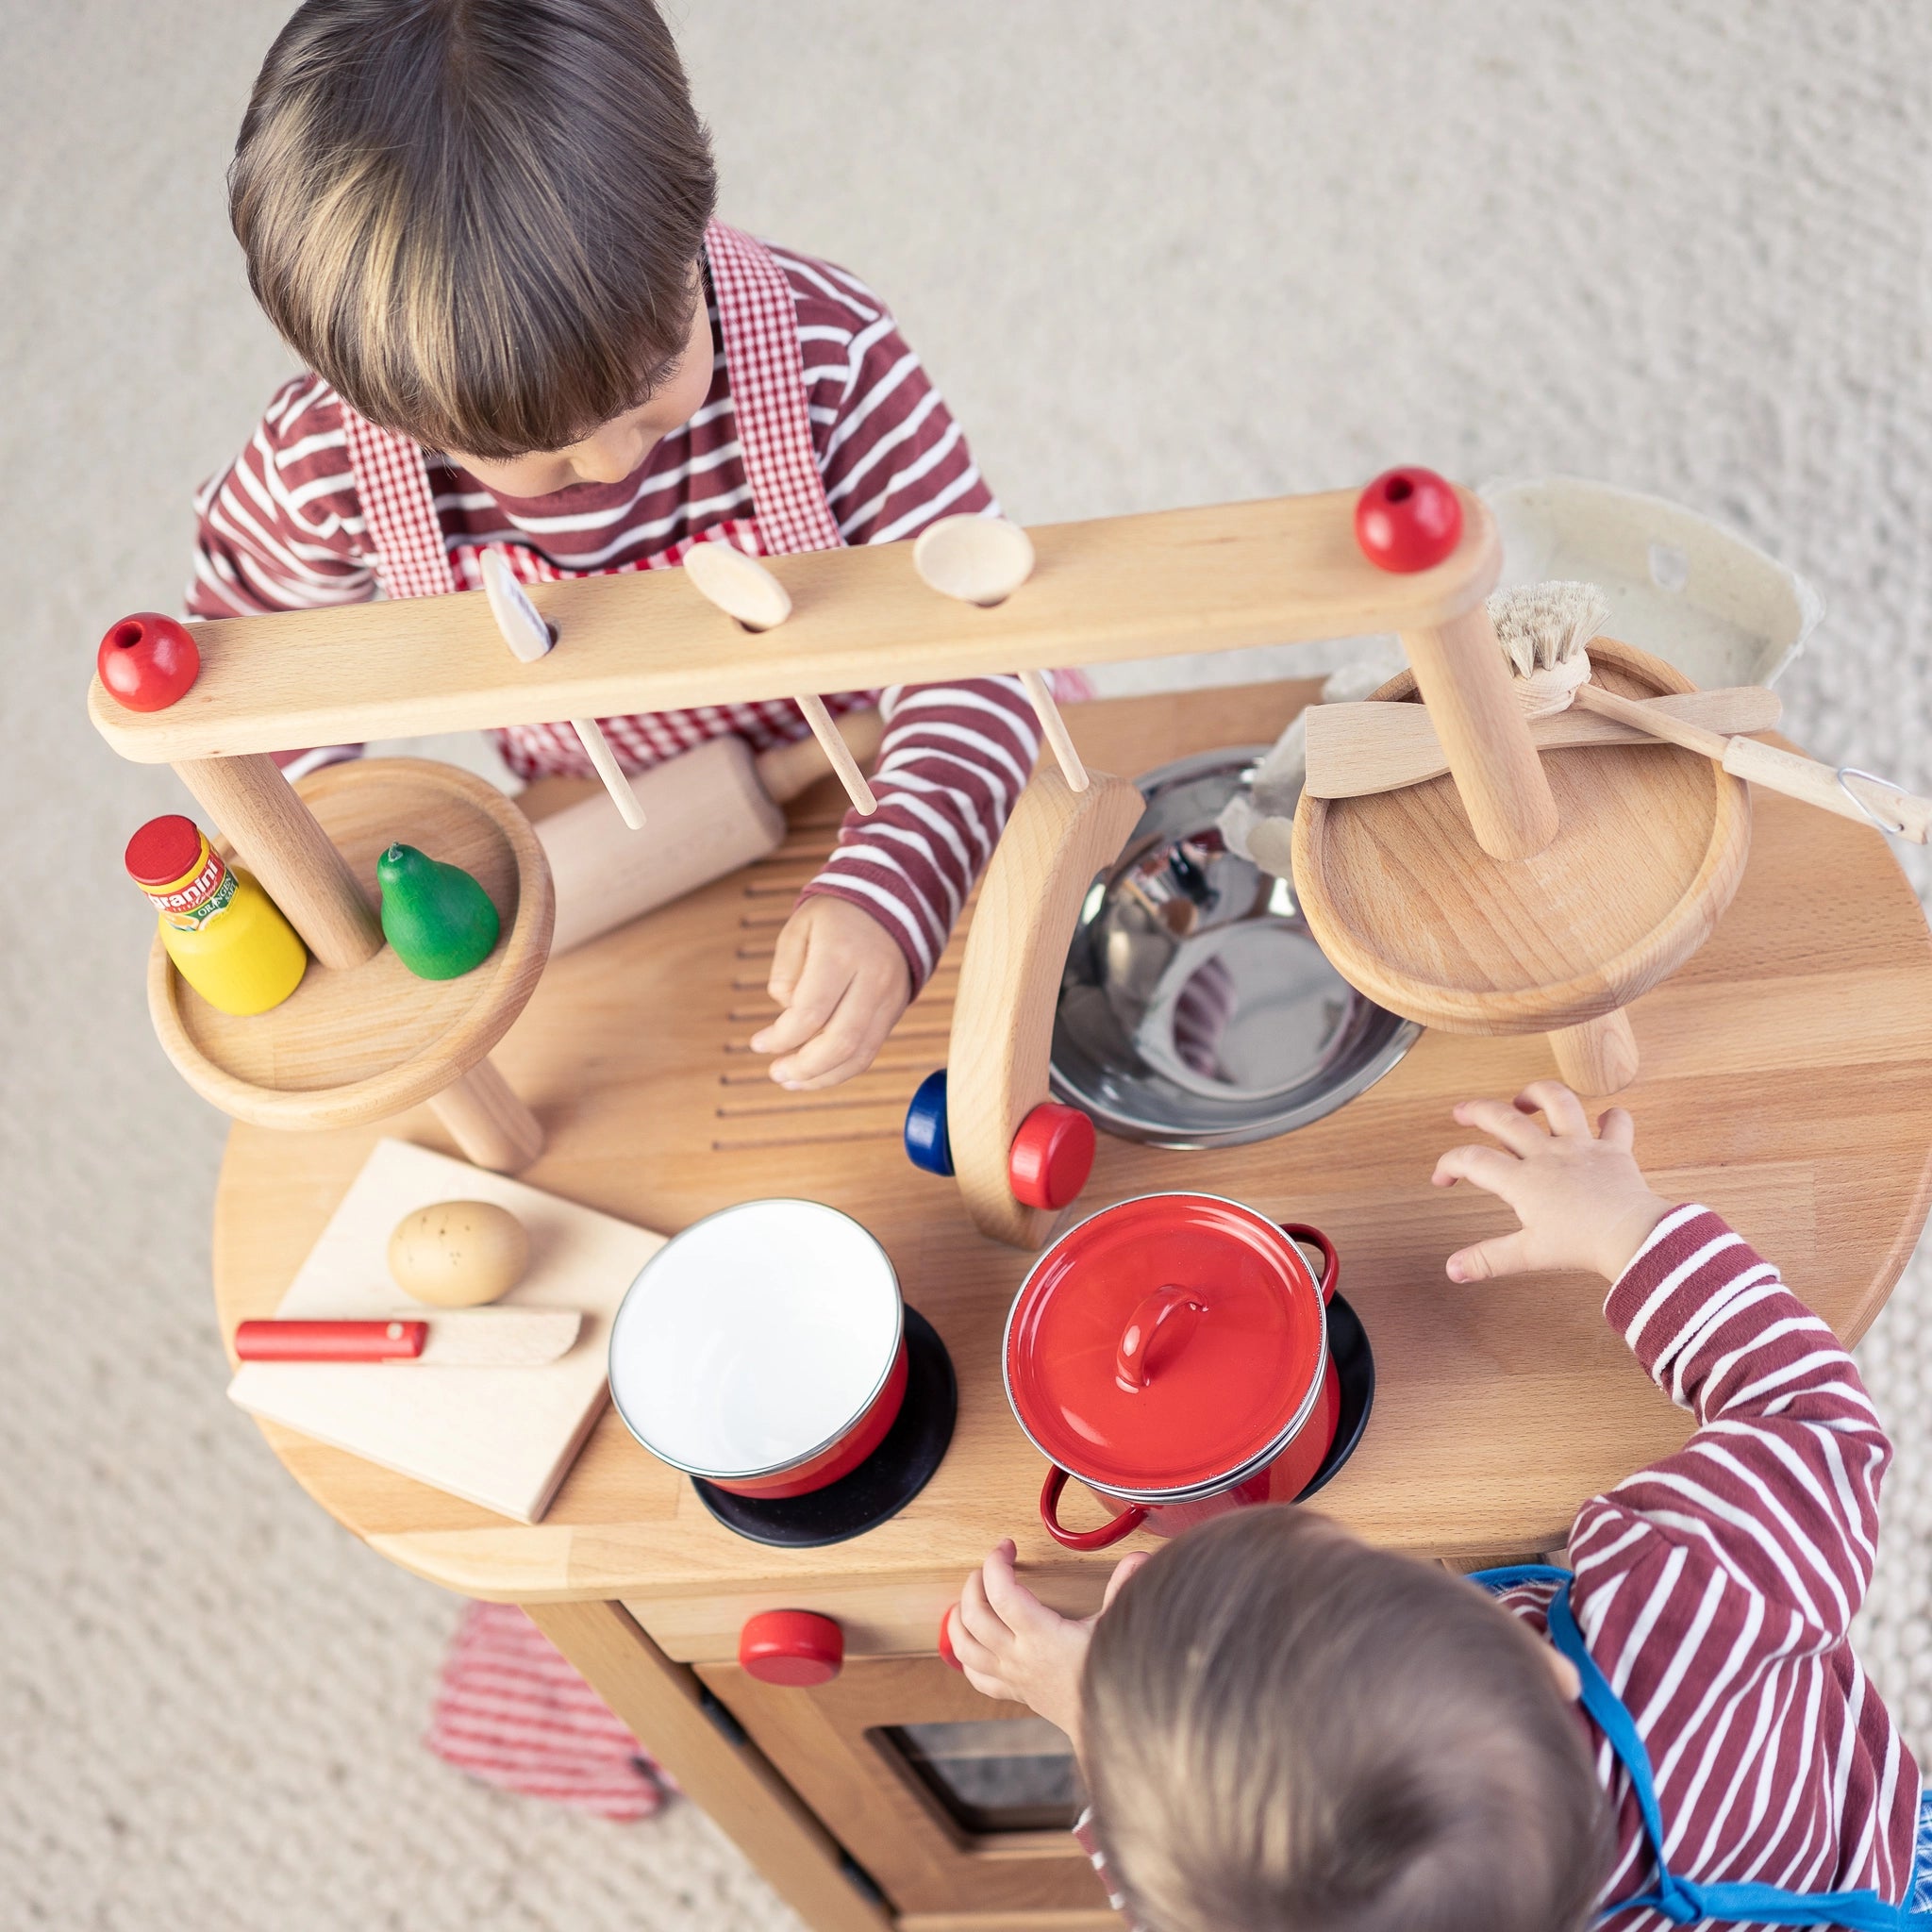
[376,842,501,979]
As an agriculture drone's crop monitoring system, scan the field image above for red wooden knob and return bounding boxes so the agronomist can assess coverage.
[1008,1103,1096,1211]
[96,612,200,711]
[739,1609,844,1687]
[1353,468,1462,574]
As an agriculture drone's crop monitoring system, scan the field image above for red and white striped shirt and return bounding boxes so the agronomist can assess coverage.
[188,244,1042,988]
[1550,1206,1916,1923]
[1078,1206,1920,1925]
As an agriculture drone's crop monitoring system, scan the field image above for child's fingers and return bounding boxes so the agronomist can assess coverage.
[981,1539,1058,1632]
[1597,1107,1636,1152]
[959,1659,1024,1704]
[944,1606,1011,1684]
[763,912,811,1005]
[1517,1080,1591,1138]
[767,986,894,1090]
[1451,1097,1548,1158]
[1445,1230,1532,1283]
[958,1563,1014,1653]
[1431,1143,1527,1200]
[748,956,841,1057]
[1100,1549,1152,1611]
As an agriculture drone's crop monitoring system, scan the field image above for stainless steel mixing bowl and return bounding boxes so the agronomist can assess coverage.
[1049,746,1421,1148]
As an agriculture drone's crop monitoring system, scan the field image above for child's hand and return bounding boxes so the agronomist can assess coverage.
[1431,1080,1670,1283]
[944,1539,1148,1754]
[749,897,910,1090]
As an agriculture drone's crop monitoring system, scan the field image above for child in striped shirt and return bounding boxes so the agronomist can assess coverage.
[192,0,1048,1091]
[949,1081,1927,1931]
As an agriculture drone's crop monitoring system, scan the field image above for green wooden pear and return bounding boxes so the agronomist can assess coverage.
[376,842,501,979]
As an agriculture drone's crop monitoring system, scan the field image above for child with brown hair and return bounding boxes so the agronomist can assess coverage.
[193,0,1053,1091]
[950,1081,1930,1930]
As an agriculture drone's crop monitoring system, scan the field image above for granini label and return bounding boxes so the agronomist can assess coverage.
[151,845,239,932]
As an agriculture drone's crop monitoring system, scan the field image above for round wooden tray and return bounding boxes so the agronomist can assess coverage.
[1291,639,1752,1035]
[149,758,554,1129]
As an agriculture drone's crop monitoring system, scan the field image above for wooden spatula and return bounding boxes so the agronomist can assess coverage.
[1303,687,1784,801]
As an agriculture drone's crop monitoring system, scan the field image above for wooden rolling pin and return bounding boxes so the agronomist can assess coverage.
[535,710,883,957]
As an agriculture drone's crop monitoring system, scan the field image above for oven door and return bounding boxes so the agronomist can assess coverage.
[696,1652,1114,1918]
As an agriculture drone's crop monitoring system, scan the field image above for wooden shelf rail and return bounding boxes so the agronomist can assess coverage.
[89,490,1499,764]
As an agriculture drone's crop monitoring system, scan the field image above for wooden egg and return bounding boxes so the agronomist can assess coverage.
[388,1200,530,1307]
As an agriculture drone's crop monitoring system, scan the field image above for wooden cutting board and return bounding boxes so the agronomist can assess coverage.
[226,1140,663,1523]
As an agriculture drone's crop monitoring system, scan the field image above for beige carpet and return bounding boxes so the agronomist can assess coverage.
[7,3,1932,1925]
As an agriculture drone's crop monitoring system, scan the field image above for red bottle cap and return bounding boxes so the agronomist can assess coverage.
[1008,1104,1095,1211]
[739,1609,844,1687]
[1004,1194,1327,1496]
[125,815,207,889]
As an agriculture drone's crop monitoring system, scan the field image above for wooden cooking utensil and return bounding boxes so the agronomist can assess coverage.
[481,549,647,831]
[534,708,884,957]
[1492,582,1932,843]
[683,541,879,815]
[1570,686,1932,841]
[913,515,1089,792]
[1303,686,1784,799]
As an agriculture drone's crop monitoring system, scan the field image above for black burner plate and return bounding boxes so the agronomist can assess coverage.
[695,1306,957,1548]
[1295,1288,1375,1501]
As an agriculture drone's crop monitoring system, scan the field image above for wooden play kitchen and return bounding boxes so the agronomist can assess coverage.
[92,480,1932,1931]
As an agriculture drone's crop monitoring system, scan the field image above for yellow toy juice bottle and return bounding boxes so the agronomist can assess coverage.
[125,814,307,1016]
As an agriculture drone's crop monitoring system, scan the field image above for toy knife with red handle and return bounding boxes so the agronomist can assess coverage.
[233,1309,583,1367]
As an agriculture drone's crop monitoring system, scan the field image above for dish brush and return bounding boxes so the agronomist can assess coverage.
[1489,582,1932,842]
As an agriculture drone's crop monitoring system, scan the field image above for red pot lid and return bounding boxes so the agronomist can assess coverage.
[1004,1193,1325,1496]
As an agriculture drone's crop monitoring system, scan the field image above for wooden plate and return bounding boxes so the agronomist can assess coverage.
[149,758,553,1129]
[1291,639,1751,1035]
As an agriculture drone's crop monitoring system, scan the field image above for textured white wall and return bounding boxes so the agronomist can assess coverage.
[4,4,1929,1926]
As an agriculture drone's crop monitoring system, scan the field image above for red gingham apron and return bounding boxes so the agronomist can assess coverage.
[339,217,870,780]
[354,221,858,1814]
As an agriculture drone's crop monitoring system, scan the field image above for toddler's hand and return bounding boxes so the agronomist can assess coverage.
[750,896,910,1089]
[945,1539,1148,1755]
[1431,1080,1669,1283]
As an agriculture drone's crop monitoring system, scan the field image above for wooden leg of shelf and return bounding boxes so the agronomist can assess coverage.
[1399,605,1559,862]
[525,1600,891,1932]
[174,753,383,969]
[1548,1008,1640,1094]
[429,1058,544,1172]
[949,768,1144,1249]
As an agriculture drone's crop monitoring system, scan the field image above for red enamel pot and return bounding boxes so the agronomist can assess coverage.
[608,1200,907,1499]
[1004,1194,1341,1550]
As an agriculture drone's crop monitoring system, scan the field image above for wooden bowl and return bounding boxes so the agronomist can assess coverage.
[149,758,554,1129]
[1291,638,1751,1035]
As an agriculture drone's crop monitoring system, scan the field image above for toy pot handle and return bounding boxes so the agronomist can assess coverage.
[1040,1465,1149,1551]
[1282,1224,1340,1304]
[1114,1285,1207,1391]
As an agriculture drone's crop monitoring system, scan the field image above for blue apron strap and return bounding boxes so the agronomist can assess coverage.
[1469,1568,1907,1929]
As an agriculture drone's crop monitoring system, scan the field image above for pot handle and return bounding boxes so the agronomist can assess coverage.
[1040,1465,1149,1551]
[1114,1285,1208,1391]
[1282,1223,1340,1304]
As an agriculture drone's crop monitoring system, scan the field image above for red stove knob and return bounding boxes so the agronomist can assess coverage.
[938,1607,963,1671]
[739,1609,844,1687]
[1008,1103,1095,1211]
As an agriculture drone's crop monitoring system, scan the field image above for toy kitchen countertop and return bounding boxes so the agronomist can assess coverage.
[210,680,1932,1932]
